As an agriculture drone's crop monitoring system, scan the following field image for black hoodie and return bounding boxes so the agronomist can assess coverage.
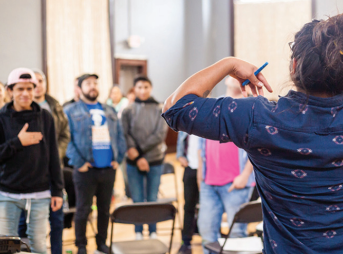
[0,101,63,197]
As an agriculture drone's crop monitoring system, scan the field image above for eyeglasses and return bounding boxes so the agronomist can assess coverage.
[288,41,295,51]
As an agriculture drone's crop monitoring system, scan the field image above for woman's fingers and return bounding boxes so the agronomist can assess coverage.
[247,73,264,88]
[257,86,264,96]
[241,85,248,97]
[257,72,273,93]
[240,73,271,97]
[249,83,258,97]
[246,73,263,97]
[231,59,273,97]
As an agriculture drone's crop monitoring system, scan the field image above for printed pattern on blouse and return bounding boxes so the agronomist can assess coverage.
[161,91,343,253]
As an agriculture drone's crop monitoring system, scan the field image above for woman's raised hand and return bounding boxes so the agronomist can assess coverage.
[228,58,273,97]
[163,57,273,113]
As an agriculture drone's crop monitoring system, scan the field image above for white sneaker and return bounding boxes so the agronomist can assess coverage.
[135,232,143,240]
[150,232,157,239]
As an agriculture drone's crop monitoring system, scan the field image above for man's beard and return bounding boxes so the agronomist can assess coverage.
[82,90,98,102]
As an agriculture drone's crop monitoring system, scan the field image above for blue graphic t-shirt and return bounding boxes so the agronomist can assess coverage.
[86,103,113,168]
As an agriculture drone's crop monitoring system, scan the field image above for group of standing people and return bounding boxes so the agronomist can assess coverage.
[0,68,168,254]
[3,13,343,254]
[176,77,256,254]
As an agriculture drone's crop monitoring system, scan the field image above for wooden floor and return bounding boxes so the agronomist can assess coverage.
[54,153,258,254]
[56,153,205,254]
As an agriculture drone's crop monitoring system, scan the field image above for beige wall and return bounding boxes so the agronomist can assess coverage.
[234,0,312,100]
[47,0,113,104]
[2,0,342,101]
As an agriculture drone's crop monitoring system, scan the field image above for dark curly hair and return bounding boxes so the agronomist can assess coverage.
[291,14,343,96]
[133,76,152,87]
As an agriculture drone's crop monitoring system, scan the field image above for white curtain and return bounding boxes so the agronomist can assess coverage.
[47,0,113,104]
[234,0,312,99]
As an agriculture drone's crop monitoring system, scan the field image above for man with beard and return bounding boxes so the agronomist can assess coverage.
[64,74,126,254]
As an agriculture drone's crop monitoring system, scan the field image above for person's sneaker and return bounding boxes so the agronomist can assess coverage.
[77,246,87,254]
[135,232,143,240]
[150,232,157,239]
[177,244,192,254]
[96,243,112,254]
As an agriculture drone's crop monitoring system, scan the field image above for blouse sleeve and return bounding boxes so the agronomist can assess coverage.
[161,94,256,149]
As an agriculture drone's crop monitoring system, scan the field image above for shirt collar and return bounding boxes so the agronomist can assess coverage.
[285,90,343,108]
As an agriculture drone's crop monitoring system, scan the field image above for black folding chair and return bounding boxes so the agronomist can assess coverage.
[157,162,182,229]
[205,200,263,254]
[109,202,176,254]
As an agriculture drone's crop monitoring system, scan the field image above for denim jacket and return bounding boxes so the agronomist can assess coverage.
[64,100,126,169]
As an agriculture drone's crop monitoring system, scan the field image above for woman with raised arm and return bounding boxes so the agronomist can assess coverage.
[162,15,343,254]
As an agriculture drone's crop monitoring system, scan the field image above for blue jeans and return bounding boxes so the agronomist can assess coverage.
[18,207,64,254]
[126,163,163,233]
[0,193,50,254]
[198,182,253,254]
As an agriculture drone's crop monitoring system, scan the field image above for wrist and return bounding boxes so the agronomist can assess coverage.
[237,170,249,179]
[223,57,236,75]
[136,146,143,155]
[14,137,24,149]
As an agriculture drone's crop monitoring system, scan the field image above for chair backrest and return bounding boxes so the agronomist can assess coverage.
[162,162,175,175]
[233,200,263,224]
[110,202,176,225]
[219,200,263,254]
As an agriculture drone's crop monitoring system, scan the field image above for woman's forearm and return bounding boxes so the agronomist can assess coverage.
[241,159,254,178]
[163,57,235,113]
[162,57,272,113]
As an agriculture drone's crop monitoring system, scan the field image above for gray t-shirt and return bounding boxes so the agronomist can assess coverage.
[39,100,51,113]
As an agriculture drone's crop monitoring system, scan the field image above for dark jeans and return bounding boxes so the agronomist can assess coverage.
[18,206,64,254]
[182,166,199,245]
[126,164,162,233]
[63,167,76,228]
[73,167,116,247]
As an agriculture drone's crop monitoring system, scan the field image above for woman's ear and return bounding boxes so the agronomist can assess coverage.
[291,58,297,74]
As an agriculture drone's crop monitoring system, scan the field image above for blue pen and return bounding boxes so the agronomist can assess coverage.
[242,62,269,86]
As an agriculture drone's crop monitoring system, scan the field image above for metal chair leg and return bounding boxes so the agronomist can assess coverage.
[109,222,114,254]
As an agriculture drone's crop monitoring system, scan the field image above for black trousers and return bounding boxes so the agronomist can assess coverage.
[73,167,116,247]
[63,167,76,228]
[182,166,199,244]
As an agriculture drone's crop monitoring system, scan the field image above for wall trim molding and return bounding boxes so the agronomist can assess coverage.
[230,0,234,56]
[41,0,48,87]
[109,0,115,85]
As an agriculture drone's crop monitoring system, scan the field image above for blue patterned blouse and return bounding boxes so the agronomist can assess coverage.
[162,90,343,254]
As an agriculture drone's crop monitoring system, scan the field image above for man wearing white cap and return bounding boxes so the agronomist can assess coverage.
[0,68,64,254]
[17,69,69,254]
